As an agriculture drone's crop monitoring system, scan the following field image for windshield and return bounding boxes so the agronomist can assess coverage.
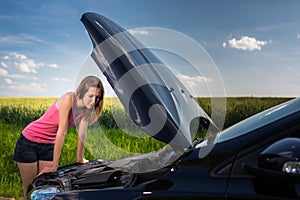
[216,98,300,143]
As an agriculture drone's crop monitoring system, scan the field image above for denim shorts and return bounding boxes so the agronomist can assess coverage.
[13,134,54,163]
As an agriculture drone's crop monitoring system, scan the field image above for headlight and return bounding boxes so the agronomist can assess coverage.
[29,186,60,200]
[282,161,300,174]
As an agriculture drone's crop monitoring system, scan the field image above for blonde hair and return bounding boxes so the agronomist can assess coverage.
[75,76,104,125]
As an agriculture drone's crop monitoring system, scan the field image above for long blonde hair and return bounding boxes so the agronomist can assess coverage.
[75,76,104,125]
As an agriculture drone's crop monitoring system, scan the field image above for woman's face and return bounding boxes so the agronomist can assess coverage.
[82,87,101,109]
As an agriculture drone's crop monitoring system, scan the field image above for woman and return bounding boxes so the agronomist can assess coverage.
[13,76,104,199]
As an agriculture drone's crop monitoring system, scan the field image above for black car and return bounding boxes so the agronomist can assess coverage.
[28,12,300,200]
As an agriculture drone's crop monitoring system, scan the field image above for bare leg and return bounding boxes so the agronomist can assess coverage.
[38,160,53,173]
[17,162,38,199]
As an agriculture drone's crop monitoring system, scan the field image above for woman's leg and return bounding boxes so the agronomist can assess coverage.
[38,160,53,173]
[17,162,38,199]
[38,143,54,174]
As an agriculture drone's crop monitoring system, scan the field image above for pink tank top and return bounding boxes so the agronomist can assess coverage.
[22,100,82,144]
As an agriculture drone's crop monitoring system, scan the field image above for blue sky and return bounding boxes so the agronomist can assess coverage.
[0,0,299,97]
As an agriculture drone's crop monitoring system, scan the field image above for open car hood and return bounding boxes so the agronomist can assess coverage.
[81,12,218,150]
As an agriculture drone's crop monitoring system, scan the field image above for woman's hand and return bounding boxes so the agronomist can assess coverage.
[77,157,89,164]
[38,165,57,176]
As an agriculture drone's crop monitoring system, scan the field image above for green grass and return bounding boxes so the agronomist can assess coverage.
[197,97,292,128]
[0,97,293,198]
[0,122,24,197]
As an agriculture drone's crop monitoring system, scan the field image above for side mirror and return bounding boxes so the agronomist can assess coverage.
[244,138,300,198]
[258,137,300,174]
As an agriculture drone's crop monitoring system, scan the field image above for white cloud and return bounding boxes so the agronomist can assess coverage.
[2,55,9,60]
[1,62,9,68]
[224,36,268,51]
[48,64,58,68]
[0,68,9,76]
[9,52,27,60]
[297,34,300,39]
[175,73,213,95]
[17,59,44,73]
[0,33,44,46]
[0,52,57,74]
[6,74,36,79]
[28,82,47,91]
[61,33,71,37]
[129,29,151,36]
[7,52,44,73]
[4,78,13,84]
[176,73,213,86]
[52,77,72,82]
[0,67,34,79]
[7,82,47,93]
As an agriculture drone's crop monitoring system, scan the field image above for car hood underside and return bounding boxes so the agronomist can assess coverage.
[80,12,218,150]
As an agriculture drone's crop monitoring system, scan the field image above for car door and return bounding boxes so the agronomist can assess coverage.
[225,112,300,200]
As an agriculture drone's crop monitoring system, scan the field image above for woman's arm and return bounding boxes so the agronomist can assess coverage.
[77,119,89,163]
[39,93,73,174]
[52,93,73,168]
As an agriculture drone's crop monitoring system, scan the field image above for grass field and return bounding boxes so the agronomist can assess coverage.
[0,96,293,198]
